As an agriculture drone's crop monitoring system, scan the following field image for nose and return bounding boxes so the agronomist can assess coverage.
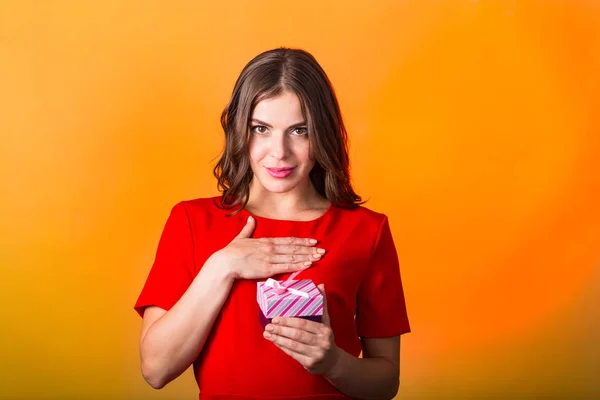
[269,132,289,160]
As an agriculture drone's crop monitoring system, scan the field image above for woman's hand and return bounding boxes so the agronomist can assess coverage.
[263,284,341,376]
[216,216,325,280]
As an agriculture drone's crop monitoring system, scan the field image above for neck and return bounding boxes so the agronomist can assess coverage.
[246,179,325,215]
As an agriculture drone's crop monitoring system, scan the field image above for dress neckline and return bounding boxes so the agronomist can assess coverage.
[240,201,334,224]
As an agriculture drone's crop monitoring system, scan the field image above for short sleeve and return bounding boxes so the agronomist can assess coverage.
[133,202,195,318]
[356,216,410,337]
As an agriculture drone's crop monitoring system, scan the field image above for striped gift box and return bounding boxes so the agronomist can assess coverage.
[257,279,324,319]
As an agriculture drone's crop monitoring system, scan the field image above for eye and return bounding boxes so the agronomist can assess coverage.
[291,127,308,136]
[251,125,268,134]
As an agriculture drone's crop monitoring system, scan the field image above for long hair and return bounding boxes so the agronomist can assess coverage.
[213,47,364,213]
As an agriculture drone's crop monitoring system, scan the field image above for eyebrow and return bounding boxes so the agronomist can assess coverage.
[251,119,307,129]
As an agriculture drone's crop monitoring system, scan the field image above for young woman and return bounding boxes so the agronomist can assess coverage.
[134,47,410,400]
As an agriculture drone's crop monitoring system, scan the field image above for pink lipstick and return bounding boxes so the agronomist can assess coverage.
[266,167,295,178]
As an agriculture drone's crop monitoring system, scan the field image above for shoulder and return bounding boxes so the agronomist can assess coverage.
[165,196,230,222]
[179,196,222,212]
[333,203,389,228]
[329,203,391,244]
[175,196,231,215]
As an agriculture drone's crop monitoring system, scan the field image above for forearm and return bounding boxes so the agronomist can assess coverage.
[140,254,234,387]
[325,348,399,400]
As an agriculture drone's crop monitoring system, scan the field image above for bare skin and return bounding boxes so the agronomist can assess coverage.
[139,91,403,399]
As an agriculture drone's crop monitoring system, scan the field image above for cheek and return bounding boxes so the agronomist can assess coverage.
[304,142,315,163]
[248,141,264,164]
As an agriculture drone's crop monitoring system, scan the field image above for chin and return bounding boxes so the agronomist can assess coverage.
[256,176,304,194]
[262,182,298,193]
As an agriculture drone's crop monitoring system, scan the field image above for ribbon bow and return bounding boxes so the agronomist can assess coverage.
[265,270,309,298]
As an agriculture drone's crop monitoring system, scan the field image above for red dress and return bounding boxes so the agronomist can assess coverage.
[134,197,410,399]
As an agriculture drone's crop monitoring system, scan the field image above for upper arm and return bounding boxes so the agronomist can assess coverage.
[355,216,410,338]
[133,202,195,318]
[361,335,401,372]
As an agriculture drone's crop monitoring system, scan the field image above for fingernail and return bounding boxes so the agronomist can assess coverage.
[272,318,280,324]
[265,324,274,332]
[317,248,326,254]
[248,216,253,223]
[312,253,322,259]
[263,331,272,338]
[303,261,312,267]
[309,239,317,244]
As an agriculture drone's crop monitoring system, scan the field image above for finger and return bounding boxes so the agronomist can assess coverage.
[271,341,313,368]
[263,332,315,357]
[235,216,256,239]
[265,324,317,345]
[270,261,313,275]
[267,253,318,264]
[317,284,330,326]
[272,316,322,334]
[274,245,326,256]
[261,237,318,246]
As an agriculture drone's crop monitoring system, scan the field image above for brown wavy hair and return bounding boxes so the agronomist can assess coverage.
[213,47,364,214]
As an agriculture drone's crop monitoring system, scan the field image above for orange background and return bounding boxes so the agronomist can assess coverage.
[1,1,599,399]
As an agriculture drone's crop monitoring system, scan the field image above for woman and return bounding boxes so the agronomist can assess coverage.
[134,47,410,400]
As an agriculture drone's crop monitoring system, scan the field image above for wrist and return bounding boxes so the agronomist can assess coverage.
[206,251,237,284]
[323,345,346,381]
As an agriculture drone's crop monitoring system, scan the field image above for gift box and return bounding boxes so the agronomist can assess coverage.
[257,276,323,329]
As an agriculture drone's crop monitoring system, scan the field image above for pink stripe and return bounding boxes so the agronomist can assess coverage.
[287,280,306,289]
[259,283,269,313]
[267,298,284,315]
[263,280,316,315]
[279,296,304,317]
[294,296,318,317]
[275,280,312,301]
[312,304,324,316]
[293,281,313,291]
[278,291,293,300]
[281,281,310,298]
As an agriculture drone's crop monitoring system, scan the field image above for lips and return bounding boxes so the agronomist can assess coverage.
[266,166,296,178]
[267,167,295,172]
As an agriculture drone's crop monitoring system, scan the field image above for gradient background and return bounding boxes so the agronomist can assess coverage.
[1,1,599,399]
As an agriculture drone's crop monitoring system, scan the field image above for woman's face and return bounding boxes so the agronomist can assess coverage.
[248,90,315,195]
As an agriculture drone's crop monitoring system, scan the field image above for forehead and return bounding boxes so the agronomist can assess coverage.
[252,91,305,124]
